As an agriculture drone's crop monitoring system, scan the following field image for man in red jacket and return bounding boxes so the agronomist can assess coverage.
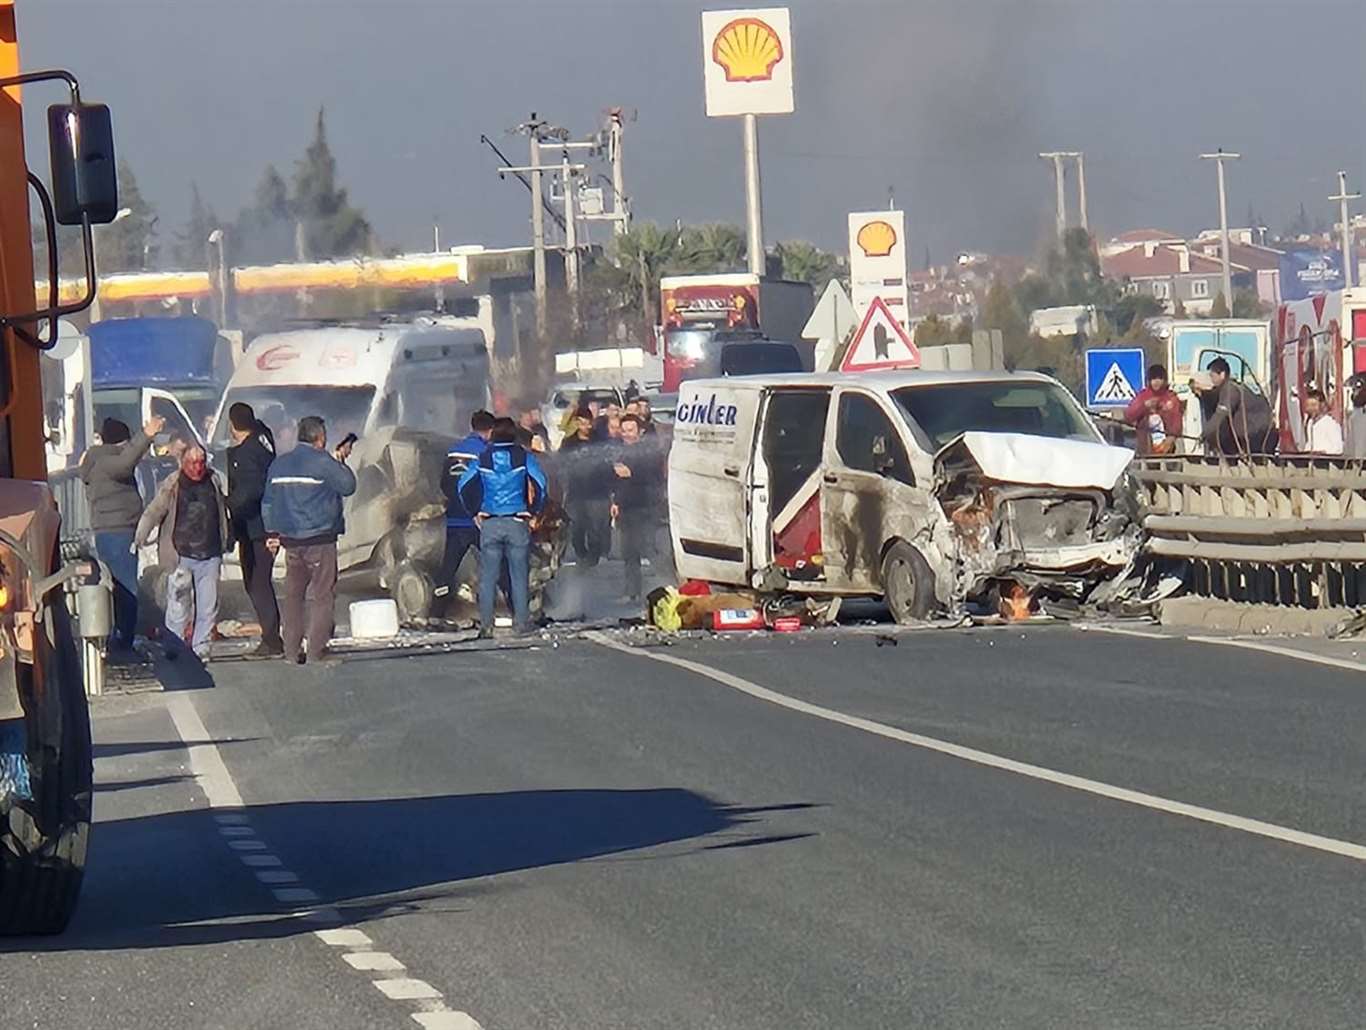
[1124,363,1184,455]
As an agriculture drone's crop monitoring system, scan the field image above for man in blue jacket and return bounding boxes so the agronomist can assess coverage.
[458,417,548,637]
[435,409,494,614]
[262,416,357,665]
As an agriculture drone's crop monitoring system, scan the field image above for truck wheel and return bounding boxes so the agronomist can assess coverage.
[0,597,93,935]
[390,561,434,625]
[880,541,936,625]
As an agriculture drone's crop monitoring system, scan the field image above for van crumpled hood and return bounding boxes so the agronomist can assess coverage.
[934,432,1134,490]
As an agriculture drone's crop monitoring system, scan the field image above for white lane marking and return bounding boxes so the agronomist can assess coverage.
[375,979,442,1001]
[587,631,1366,864]
[163,693,478,1026]
[166,695,244,808]
[256,870,301,885]
[1187,635,1366,674]
[316,928,373,947]
[344,952,406,972]
[413,1013,485,1030]
[1079,623,1366,674]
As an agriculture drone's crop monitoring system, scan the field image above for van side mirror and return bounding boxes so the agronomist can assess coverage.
[47,103,119,225]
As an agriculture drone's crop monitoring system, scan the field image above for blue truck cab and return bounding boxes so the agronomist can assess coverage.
[87,316,234,445]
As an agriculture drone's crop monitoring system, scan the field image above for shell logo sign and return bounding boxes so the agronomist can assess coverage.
[702,8,795,117]
[712,17,784,83]
[856,220,898,259]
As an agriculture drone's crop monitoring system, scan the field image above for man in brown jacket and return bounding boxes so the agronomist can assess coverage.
[136,446,231,661]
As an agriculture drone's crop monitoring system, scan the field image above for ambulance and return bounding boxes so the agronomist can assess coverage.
[1272,288,1366,452]
[668,371,1141,622]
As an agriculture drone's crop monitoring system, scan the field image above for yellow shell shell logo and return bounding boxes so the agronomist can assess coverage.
[712,17,784,83]
[856,220,898,258]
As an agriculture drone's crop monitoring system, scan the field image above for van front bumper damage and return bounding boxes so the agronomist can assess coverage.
[934,433,1144,613]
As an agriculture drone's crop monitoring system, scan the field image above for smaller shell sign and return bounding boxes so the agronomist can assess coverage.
[702,8,794,117]
[848,210,909,328]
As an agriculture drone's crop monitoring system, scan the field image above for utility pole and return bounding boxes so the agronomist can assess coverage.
[608,108,629,236]
[743,113,765,276]
[561,150,579,320]
[1330,170,1360,289]
[1200,149,1241,311]
[1039,152,1068,241]
[1076,152,1089,232]
[528,120,547,337]
[433,221,445,312]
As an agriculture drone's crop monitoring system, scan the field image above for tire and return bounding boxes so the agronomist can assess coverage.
[390,561,434,625]
[0,596,93,935]
[880,541,937,626]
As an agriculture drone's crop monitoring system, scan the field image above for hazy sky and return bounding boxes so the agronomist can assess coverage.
[17,0,1366,262]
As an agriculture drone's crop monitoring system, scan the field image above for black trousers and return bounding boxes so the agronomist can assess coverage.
[436,526,509,616]
[618,507,652,599]
[567,498,610,566]
[239,537,282,647]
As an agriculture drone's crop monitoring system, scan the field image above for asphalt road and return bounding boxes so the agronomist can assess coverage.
[2,623,1363,1029]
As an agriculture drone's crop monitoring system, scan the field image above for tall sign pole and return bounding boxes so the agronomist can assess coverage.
[1200,149,1240,310]
[702,8,794,276]
[1330,170,1360,289]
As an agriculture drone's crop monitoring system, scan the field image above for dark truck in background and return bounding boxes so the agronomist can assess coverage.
[659,274,814,391]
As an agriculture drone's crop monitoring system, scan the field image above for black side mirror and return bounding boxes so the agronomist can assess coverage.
[47,103,118,225]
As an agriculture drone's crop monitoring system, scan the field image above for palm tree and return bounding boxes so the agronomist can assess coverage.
[772,240,845,290]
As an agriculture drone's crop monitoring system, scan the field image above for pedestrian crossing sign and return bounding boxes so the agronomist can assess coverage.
[1084,348,1145,408]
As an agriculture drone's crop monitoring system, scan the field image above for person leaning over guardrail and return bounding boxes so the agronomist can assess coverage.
[1301,388,1344,456]
[1123,363,1183,456]
[78,414,165,657]
[1195,358,1276,456]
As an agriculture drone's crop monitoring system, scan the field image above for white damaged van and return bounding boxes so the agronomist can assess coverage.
[668,371,1142,622]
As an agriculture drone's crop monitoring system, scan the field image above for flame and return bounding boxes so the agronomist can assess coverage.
[857,220,898,258]
[712,17,784,83]
[1000,582,1032,621]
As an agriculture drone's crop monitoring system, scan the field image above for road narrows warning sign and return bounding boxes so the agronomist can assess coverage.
[840,296,920,372]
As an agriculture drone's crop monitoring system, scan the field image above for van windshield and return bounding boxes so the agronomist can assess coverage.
[211,385,375,453]
[892,381,1099,450]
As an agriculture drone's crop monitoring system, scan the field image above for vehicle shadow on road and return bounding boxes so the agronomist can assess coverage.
[5,790,818,952]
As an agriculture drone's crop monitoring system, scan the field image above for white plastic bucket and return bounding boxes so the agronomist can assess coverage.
[349,599,400,639]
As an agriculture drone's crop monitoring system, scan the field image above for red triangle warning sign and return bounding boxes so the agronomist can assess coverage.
[840,296,920,372]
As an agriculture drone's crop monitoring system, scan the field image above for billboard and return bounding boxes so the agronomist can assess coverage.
[702,8,795,117]
[1279,249,1344,301]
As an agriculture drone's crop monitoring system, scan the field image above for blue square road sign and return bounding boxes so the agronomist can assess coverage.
[1085,348,1146,408]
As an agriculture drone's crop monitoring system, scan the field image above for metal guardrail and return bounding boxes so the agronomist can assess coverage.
[1134,455,1366,609]
[48,467,91,546]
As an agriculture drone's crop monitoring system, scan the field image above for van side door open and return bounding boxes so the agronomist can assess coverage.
[667,383,760,583]
[820,389,925,591]
[755,388,831,581]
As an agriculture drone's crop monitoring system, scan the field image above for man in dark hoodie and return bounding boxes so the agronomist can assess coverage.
[225,402,282,658]
[79,414,163,653]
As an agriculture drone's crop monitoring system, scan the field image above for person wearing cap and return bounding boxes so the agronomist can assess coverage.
[1300,388,1344,456]
[1346,374,1366,458]
[79,414,165,654]
[1123,364,1183,455]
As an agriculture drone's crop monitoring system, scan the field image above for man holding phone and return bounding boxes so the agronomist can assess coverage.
[261,416,357,666]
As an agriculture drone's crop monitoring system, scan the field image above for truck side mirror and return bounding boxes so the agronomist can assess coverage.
[47,103,118,225]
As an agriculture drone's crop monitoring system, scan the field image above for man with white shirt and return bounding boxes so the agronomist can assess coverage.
[1301,388,1344,455]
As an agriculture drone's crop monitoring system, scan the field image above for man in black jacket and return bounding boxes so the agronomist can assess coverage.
[225,402,283,658]
[610,414,664,601]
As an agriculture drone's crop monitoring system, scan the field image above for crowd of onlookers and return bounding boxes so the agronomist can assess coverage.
[74,386,671,668]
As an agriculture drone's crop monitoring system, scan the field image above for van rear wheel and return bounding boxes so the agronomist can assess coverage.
[880,542,936,625]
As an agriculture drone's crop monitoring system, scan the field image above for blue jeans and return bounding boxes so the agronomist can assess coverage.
[94,529,138,649]
[478,517,530,629]
[164,556,221,657]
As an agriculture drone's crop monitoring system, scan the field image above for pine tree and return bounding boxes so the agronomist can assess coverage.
[292,107,371,259]
[234,165,295,266]
[100,160,158,273]
[172,183,219,270]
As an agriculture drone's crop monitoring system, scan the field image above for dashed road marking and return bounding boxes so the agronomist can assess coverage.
[588,631,1366,864]
[344,951,406,972]
[164,693,482,1028]
[374,979,442,1001]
